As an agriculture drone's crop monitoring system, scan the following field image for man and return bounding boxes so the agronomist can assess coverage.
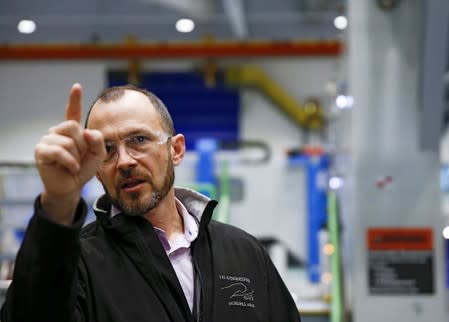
[1,83,301,322]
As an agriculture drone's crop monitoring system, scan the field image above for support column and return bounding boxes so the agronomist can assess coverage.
[348,1,447,321]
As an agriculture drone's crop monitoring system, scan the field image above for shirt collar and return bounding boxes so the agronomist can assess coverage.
[175,197,199,243]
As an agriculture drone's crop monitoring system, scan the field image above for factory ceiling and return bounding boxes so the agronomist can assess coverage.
[0,0,346,44]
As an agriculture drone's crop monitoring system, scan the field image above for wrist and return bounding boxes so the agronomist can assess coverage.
[40,191,81,226]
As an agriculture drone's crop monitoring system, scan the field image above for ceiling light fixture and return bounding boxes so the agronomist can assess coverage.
[329,176,344,190]
[333,15,348,30]
[336,95,354,109]
[442,226,449,239]
[175,18,195,33]
[17,19,36,34]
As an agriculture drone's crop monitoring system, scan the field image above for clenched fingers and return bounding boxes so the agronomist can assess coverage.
[40,133,82,163]
[48,120,88,156]
[36,119,90,175]
[35,142,80,175]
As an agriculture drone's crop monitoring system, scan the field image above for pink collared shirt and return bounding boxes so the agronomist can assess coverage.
[153,198,198,311]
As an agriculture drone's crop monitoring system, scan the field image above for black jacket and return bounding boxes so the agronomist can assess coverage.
[1,188,300,322]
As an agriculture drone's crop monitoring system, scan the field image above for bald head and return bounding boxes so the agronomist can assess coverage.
[85,85,175,136]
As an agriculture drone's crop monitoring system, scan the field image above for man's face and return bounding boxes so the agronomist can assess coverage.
[87,90,180,216]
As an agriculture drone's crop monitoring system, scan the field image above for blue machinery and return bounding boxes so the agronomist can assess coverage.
[195,138,218,198]
[288,151,330,283]
[194,138,229,223]
[289,151,345,322]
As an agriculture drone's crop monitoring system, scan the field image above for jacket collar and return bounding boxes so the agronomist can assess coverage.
[173,187,213,223]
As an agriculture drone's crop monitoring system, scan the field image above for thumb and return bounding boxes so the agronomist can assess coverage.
[65,83,83,123]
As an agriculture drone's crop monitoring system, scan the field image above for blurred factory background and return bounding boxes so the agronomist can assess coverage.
[0,0,449,321]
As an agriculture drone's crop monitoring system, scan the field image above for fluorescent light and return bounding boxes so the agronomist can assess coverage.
[329,176,344,189]
[176,18,195,33]
[18,19,36,34]
[334,15,348,30]
[336,95,354,109]
[442,226,449,239]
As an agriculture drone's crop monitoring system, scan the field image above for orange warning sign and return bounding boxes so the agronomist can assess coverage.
[367,228,433,250]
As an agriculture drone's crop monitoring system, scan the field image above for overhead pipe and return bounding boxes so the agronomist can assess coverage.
[0,40,342,60]
[225,65,325,130]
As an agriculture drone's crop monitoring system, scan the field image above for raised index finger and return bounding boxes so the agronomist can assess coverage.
[65,83,82,123]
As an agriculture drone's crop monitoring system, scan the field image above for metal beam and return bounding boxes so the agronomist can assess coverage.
[0,40,343,60]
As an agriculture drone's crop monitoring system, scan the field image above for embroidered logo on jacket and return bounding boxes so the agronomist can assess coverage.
[219,274,255,308]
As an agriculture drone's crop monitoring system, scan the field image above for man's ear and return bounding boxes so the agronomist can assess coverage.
[171,134,185,166]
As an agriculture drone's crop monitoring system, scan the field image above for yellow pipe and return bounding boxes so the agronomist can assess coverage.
[225,65,325,130]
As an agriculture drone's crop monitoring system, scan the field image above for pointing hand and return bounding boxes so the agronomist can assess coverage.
[34,83,105,225]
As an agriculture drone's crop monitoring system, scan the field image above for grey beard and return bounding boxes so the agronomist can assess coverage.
[112,190,163,217]
[105,159,175,217]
